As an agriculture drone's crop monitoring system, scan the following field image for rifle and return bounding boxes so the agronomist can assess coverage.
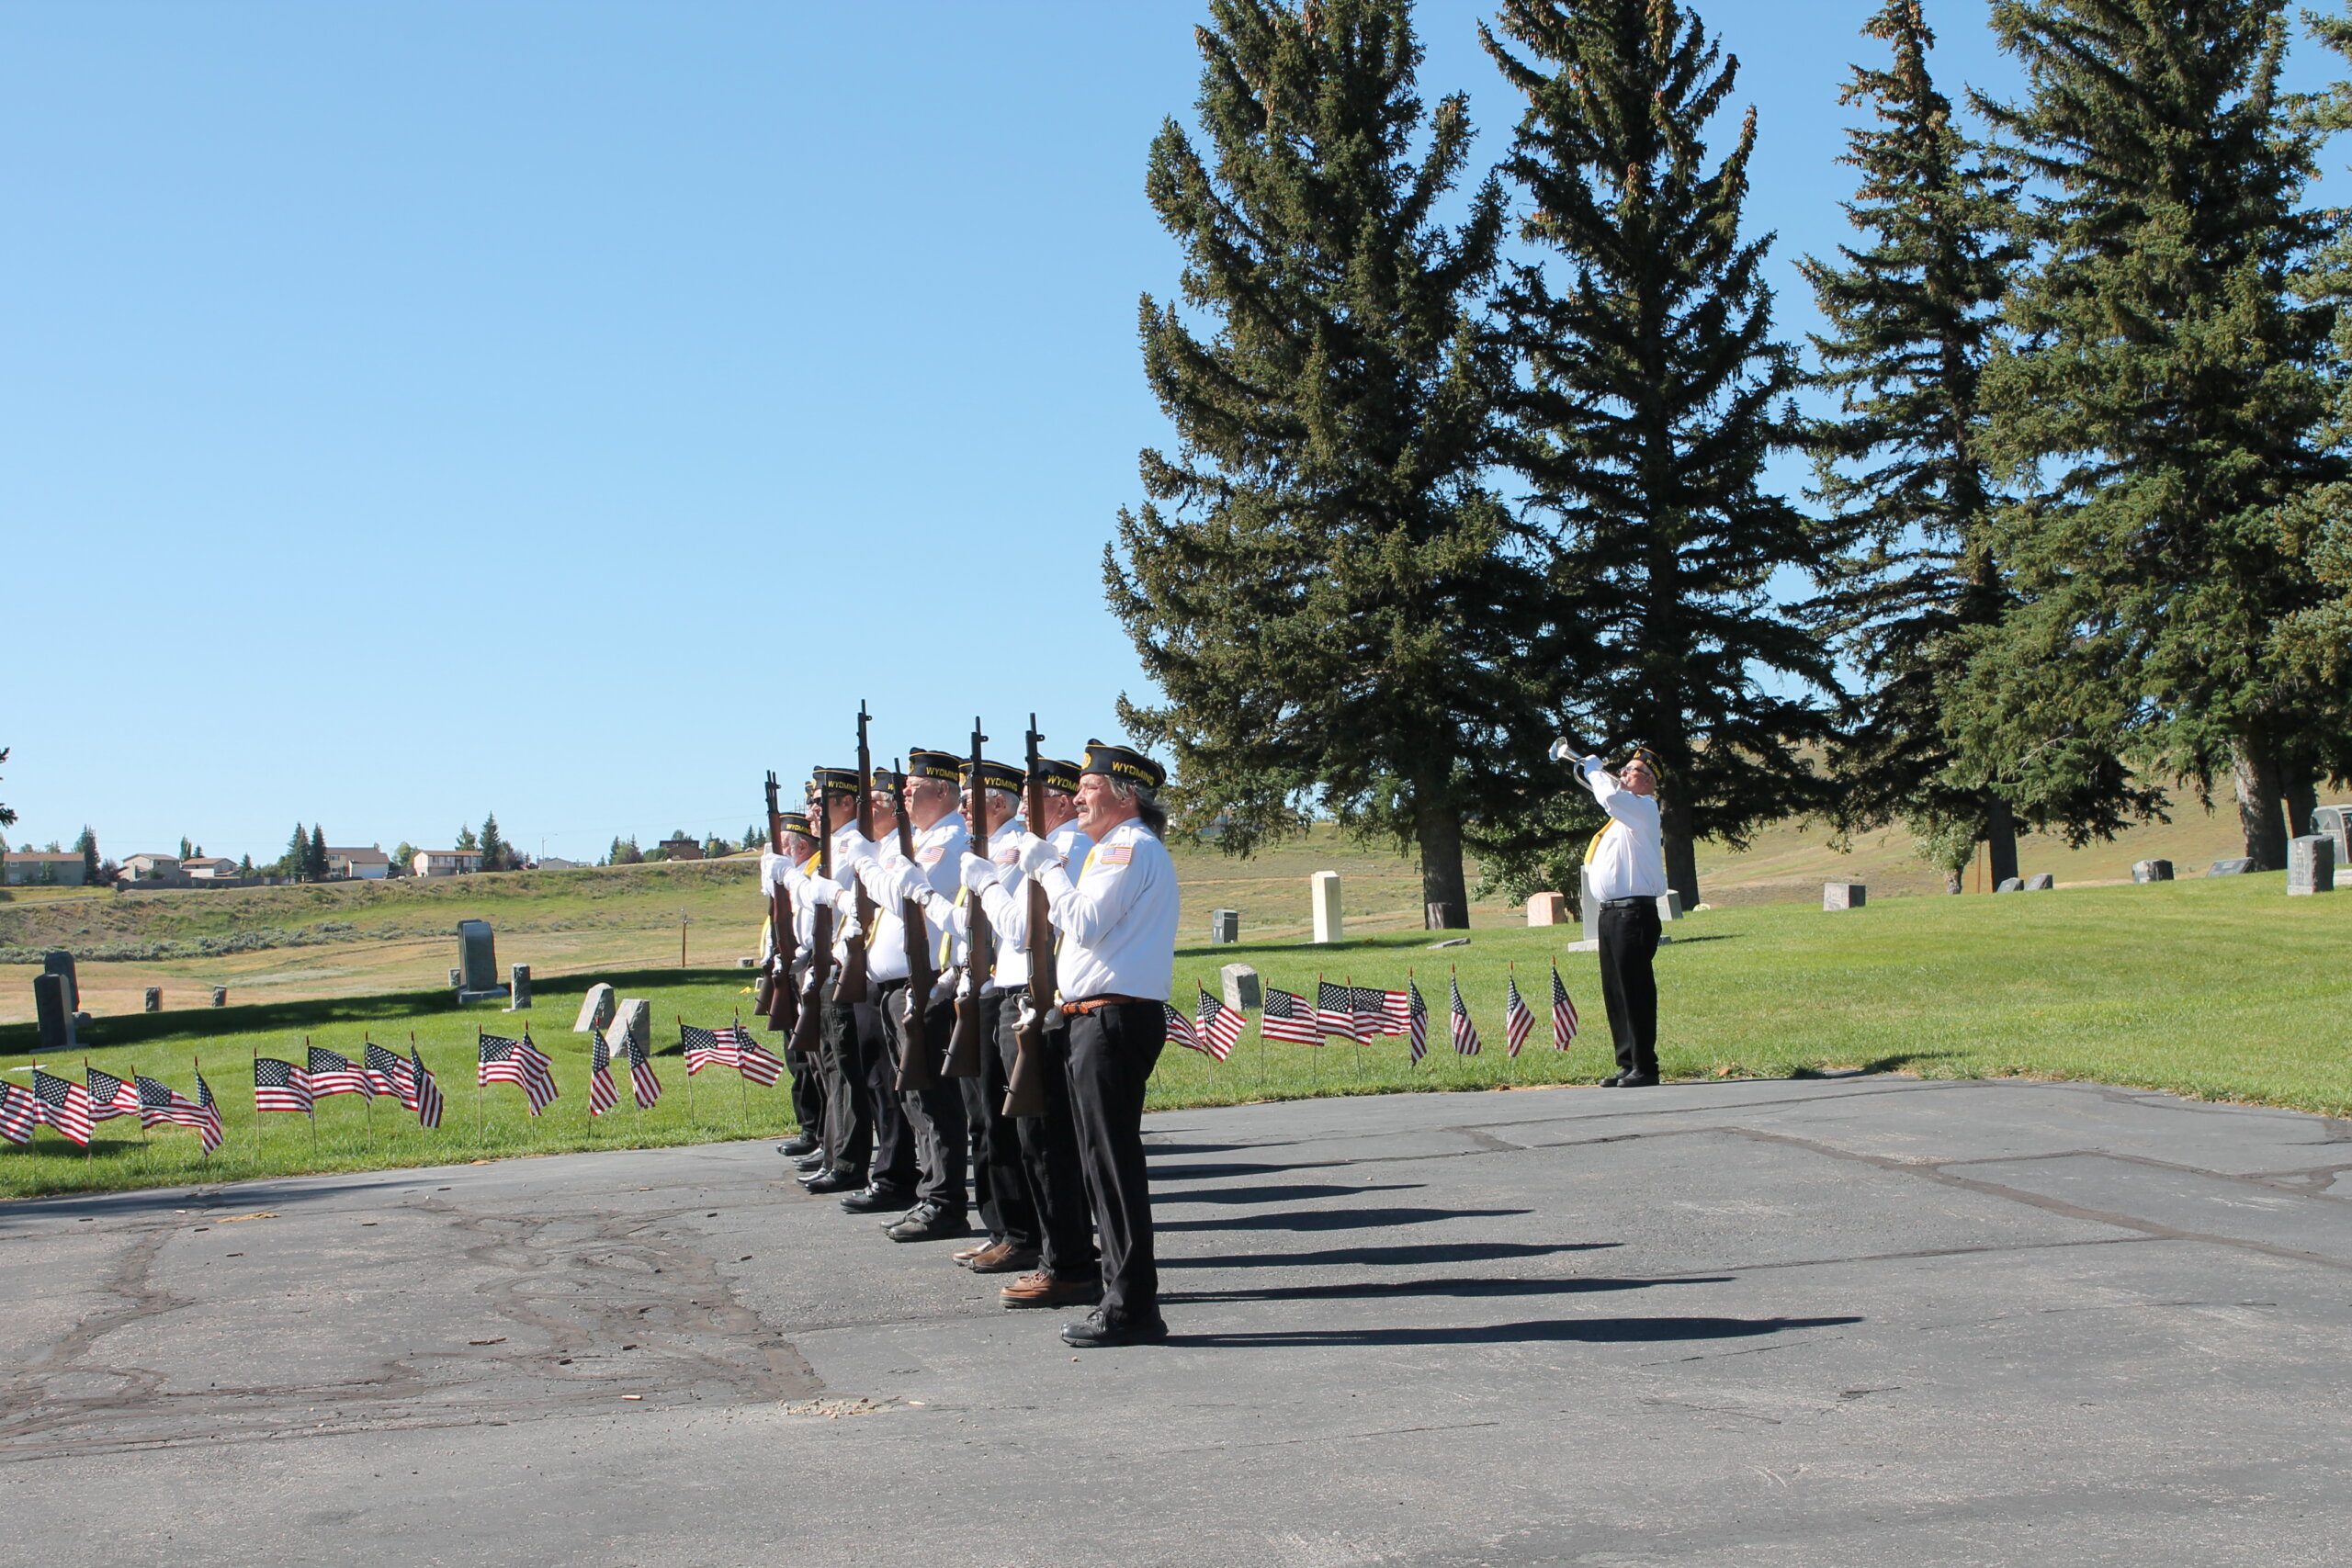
[941,716,992,1079]
[786,786,832,1059]
[760,771,798,1035]
[834,701,874,1006]
[888,757,941,1092]
[1002,713,1055,1119]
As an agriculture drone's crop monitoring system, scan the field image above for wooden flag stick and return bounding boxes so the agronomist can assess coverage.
[735,1010,750,1125]
[1346,975,1363,1080]
[132,1060,149,1156]
[1311,973,1322,1089]
[475,1027,485,1139]
[680,1016,694,1126]
[195,1054,209,1169]
[304,1034,317,1150]
[82,1055,94,1161]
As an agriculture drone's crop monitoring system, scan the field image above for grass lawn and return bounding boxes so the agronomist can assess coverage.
[1,870,2342,1199]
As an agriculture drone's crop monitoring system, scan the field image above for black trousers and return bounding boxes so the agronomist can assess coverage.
[1065,1000,1167,1320]
[787,1028,825,1139]
[965,993,1037,1249]
[845,997,916,1190]
[817,999,870,1176]
[1001,993,1095,1279]
[876,980,967,1211]
[1597,900,1662,1077]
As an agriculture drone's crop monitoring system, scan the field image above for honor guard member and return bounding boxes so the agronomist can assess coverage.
[763,807,824,1158]
[965,754,1099,1307]
[1016,740,1179,1347]
[819,768,924,1214]
[913,755,1041,1274]
[842,750,972,1242]
[1552,738,1668,1087]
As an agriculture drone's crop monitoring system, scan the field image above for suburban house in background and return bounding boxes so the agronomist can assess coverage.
[326,846,391,881]
[119,852,189,886]
[182,855,240,881]
[3,851,89,886]
[658,836,703,862]
[537,855,585,871]
[413,848,484,877]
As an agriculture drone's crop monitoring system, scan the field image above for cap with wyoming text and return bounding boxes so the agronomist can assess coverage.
[1618,742,1661,775]
[958,757,1025,795]
[906,749,960,784]
[1033,757,1083,795]
[1081,739,1165,792]
[810,766,860,795]
[868,765,904,791]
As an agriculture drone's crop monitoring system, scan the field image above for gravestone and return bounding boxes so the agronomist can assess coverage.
[2023,874,2055,891]
[1566,866,1601,953]
[211,986,228,1008]
[1657,891,1685,921]
[2313,804,2352,868]
[1424,900,1466,931]
[505,963,533,1010]
[1210,908,1240,943]
[2132,859,2174,884]
[1824,883,1866,910]
[455,919,506,1001]
[1526,893,1568,927]
[1219,963,1261,1012]
[1996,876,2023,893]
[143,987,162,1013]
[2208,858,2256,877]
[42,951,78,1012]
[611,998,651,1055]
[736,955,756,969]
[448,967,462,987]
[1310,872,1343,943]
[2288,835,2335,897]
[573,982,616,1034]
[33,973,74,1052]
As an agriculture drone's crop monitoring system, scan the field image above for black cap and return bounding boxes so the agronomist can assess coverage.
[1034,757,1083,795]
[1080,739,1165,792]
[1619,743,1661,774]
[906,749,960,784]
[868,765,904,791]
[810,766,860,795]
[959,758,1025,795]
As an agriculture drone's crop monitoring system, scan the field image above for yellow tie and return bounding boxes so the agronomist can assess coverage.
[1584,819,1619,868]
[940,887,966,970]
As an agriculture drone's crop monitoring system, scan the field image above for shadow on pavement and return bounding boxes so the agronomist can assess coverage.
[1164,1239,1620,1270]
[1154,1181,1422,1206]
[1165,1273,1729,1305]
[1159,1205,1531,1234]
[1164,1314,1862,1348]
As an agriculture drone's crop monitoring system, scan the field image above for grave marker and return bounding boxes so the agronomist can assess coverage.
[1526,893,1568,927]
[1824,883,1866,910]
[2288,835,2335,897]
[2132,860,2174,884]
[1220,964,1261,1012]
[1310,872,1343,944]
[574,983,616,1034]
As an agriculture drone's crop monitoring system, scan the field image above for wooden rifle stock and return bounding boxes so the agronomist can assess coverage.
[834,702,874,1005]
[788,784,834,1059]
[888,757,941,1092]
[761,771,799,1035]
[1002,714,1054,1119]
[941,716,991,1079]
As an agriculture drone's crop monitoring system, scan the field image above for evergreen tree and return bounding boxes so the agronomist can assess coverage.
[177,835,192,861]
[309,825,328,881]
[283,821,309,882]
[76,826,99,886]
[1967,0,2335,867]
[1483,0,1836,905]
[1107,0,1544,927]
[238,853,254,876]
[0,746,15,830]
[479,813,509,873]
[454,825,479,852]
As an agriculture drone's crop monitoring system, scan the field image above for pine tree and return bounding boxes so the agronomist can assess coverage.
[1482,0,1836,905]
[309,825,328,881]
[479,813,509,873]
[283,822,309,882]
[0,747,15,831]
[76,826,99,886]
[1107,0,1545,928]
[454,825,479,852]
[1966,0,2335,867]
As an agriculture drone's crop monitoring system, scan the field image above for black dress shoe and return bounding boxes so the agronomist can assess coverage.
[794,1150,830,1174]
[777,1134,820,1158]
[1598,1070,1628,1087]
[801,1168,866,1194]
[884,1204,970,1243]
[839,1184,917,1214]
[1615,1071,1660,1088]
[1060,1307,1169,1348]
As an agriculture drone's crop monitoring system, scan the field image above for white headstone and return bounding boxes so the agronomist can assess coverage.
[1526,892,1568,927]
[611,998,651,1055]
[573,982,616,1034]
[1566,865,1600,952]
[1657,891,1684,921]
[1824,883,1865,910]
[2289,834,2335,897]
[1220,963,1261,1011]
[1310,871,1343,943]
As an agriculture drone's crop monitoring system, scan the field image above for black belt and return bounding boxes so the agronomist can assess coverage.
[1599,897,1657,909]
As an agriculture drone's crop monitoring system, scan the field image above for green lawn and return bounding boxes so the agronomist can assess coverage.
[2,872,2342,1198]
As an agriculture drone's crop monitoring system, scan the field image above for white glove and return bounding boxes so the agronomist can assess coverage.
[837,831,878,869]
[760,849,785,889]
[960,851,1001,890]
[1017,834,1064,876]
[838,912,863,944]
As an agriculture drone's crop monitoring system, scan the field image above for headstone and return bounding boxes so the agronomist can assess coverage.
[2132,859,2175,884]
[1824,883,1866,910]
[2208,858,2257,877]
[143,987,162,1013]
[2288,834,2335,897]
[1995,876,2023,893]
[1424,900,1466,931]
[573,983,616,1034]
[1526,892,1568,927]
[455,919,499,993]
[1566,866,1601,953]
[1219,963,1261,1012]
[505,963,533,1010]
[33,973,74,1052]
[736,955,757,969]
[1310,872,1343,944]
[448,966,463,987]
[612,997,651,1055]
[211,986,228,1008]
[2312,805,2352,869]
[1657,891,1684,921]
[2023,874,2055,891]
[41,951,78,1012]
[1209,908,1240,943]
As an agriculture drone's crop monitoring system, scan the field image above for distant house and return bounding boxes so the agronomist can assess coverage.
[326,846,391,881]
[182,856,240,881]
[119,852,188,886]
[537,856,584,871]
[658,837,704,862]
[412,849,484,878]
[3,851,89,887]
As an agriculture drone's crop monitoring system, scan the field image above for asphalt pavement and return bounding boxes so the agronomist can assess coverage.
[5,1073,2349,1566]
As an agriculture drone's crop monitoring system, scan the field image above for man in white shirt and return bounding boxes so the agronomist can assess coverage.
[1014,739,1180,1348]
[1555,739,1668,1087]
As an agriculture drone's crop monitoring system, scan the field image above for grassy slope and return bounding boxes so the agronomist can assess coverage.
[3,870,2341,1198]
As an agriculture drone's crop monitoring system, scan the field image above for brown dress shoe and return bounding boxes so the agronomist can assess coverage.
[968,1240,1041,1275]
[951,1241,992,1267]
[1000,1269,1102,1310]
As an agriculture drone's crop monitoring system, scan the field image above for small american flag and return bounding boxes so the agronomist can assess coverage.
[410,1044,445,1128]
[588,1031,617,1116]
[682,1023,740,1076]
[1407,977,1429,1065]
[192,1070,224,1152]
[0,1080,35,1145]
[478,1033,558,1115]
[308,1044,374,1100]
[1504,973,1535,1057]
[1315,980,1361,1044]
[1449,973,1481,1056]
[1163,999,1204,1055]
[1367,987,1411,1037]
[1345,986,1388,1041]
[86,1065,141,1122]
[1261,987,1319,1044]
[1195,986,1243,1060]
[254,1056,315,1114]
[31,1066,95,1145]
[734,1029,786,1088]
[141,1072,221,1151]
[365,1042,416,1106]
[1550,961,1580,1049]
[625,1030,662,1109]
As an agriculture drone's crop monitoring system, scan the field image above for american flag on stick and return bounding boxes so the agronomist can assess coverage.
[140,1071,222,1151]
[86,1065,141,1122]
[409,1043,445,1129]
[0,1080,35,1145]
[307,1043,374,1100]
[192,1069,224,1152]
[1195,986,1243,1061]
[253,1056,315,1114]
[588,1030,618,1117]
[1314,980,1362,1044]
[1261,987,1319,1044]
[624,1030,662,1110]
[1162,1000,1204,1055]
[730,1027,785,1088]
[30,1067,93,1145]
[682,1024,740,1076]
[366,1042,417,1109]
[1550,961,1580,1049]
[1407,976,1429,1066]
[478,1032,558,1115]
[1504,972,1535,1058]
[1345,985,1396,1039]
[1448,972,1481,1056]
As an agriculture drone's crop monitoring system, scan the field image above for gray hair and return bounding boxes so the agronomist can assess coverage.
[1105,776,1168,837]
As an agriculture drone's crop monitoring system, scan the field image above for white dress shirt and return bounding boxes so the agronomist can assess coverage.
[851,814,968,984]
[1578,757,1668,902]
[978,818,1092,989]
[1036,818,1178,1003]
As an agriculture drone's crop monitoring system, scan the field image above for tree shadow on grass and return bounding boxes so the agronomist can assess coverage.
[1164,1239,1620,1270]
[1164,1313,1861,1348]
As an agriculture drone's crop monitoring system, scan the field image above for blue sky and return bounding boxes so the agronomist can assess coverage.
[6,3,2343,865]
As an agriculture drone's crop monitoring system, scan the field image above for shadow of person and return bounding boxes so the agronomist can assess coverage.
[1164,1314,1862,1348]
[1164,1272,1729,1306]
[1156,1205,1532,1234]
[1162,1239,1621,1270]
[1154,1181,1422,1207]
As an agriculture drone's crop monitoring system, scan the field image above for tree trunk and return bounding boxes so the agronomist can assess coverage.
[1984,794,2019,889]
[2232,742,2288,870]
[2282,760,2317,841]
[1660,792,1699,908]
[1416,793,1470,929]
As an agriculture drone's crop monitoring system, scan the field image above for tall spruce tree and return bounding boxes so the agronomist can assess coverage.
[283,821,309,882]
[308,825,329,881]
[76,826,99,886]
[1967,0,2334,868]
[1482,0,1835,906]
[1106,0,1546,927]
[480,813,510,873]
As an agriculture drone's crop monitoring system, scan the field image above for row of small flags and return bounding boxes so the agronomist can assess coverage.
[0,1063,222,1153]
[1169,962,1579,1065]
